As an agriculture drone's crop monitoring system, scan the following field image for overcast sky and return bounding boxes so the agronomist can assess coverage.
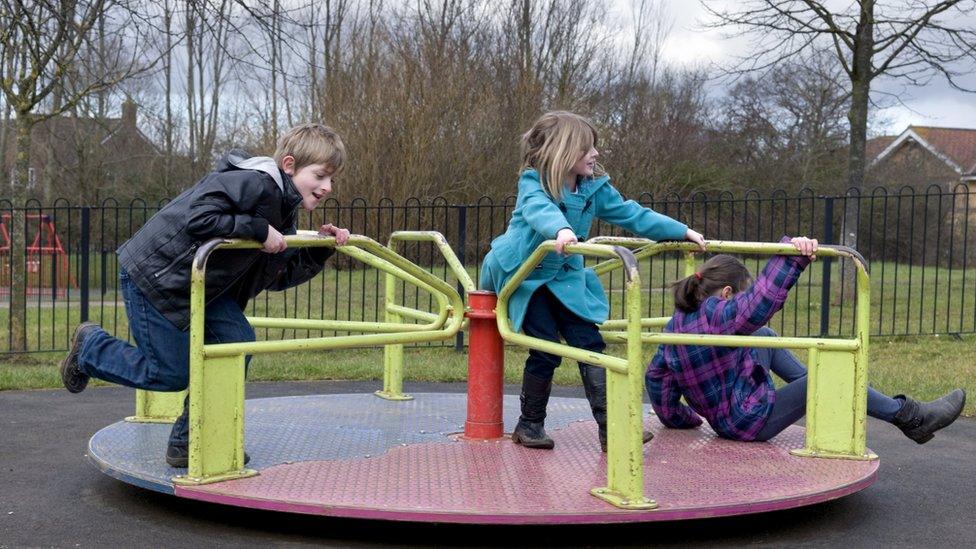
[615,1,976,136]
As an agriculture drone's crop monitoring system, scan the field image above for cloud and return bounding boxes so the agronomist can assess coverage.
[636,1,976,130]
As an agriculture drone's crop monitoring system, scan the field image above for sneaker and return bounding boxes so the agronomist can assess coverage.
[165,445,250,468]
[59,322,99,393]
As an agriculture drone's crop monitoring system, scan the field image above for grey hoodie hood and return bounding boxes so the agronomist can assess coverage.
[218,149,284,193]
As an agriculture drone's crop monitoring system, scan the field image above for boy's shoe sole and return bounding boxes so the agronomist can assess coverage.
[59,322,98,393]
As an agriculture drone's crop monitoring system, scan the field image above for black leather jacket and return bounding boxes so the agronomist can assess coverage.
[117,150,333,330]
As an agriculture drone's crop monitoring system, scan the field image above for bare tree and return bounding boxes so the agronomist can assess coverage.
[702,0,976,252]
[0,0,158,350]
[704,1,976,301]
[720,52,849,193]
[183,0,234,167]
[624,0,673,86]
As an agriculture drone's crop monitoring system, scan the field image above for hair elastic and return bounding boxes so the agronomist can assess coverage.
[694,272,702,280]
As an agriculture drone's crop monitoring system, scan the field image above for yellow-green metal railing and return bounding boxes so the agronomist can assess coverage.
[376,231,476,401]
[126,230,467,422]
[126,232,464,486]
[495,238,873,510]
[495,241,654,510]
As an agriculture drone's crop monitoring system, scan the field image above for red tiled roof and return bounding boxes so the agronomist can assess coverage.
[908,126,976,175]
[866,135,897,161]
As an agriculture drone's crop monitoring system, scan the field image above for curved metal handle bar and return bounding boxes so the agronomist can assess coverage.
[585,236,657,248]
[589,238,869,277]
[178,233,466,485]
[195,235,450,333]
[191,234,465,357]
[496,241,639,374]
[388,230,476,293]
[585,237,870,352]
[600,331,860,351]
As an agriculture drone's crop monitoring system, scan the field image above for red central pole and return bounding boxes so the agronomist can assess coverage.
[464,291,504,440]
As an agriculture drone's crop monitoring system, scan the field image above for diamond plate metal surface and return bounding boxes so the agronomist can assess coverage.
[88,393,598,489]
[89,393,879,523]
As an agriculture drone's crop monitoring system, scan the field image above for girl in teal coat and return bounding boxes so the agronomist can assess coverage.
[480,111,705,451]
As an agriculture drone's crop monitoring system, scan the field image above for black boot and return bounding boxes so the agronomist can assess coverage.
[59,322,99,393]
[579,364,653,452]
[511,372,555,449]
[165,397,250,467]
[892,389,966,444]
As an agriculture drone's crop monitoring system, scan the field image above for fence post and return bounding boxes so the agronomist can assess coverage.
[455,205,467,352]
[819,197,834,337]
[80,206,91,323]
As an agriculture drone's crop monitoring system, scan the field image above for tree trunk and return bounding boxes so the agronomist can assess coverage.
[8,115,33,351]
[164,0,173,190]
[0,101,10,185]
[839,0,875,302]
[185,4,197,166]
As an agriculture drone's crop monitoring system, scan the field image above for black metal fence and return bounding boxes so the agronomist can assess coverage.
[2,183,974,354]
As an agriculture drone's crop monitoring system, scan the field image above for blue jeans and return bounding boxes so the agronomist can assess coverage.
[521,285,605,379]
[751,327,903,441]
[78,269,254,447]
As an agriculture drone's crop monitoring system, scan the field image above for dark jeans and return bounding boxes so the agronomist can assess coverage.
[521,285,605,379]
[78,269,254,447]
[751,327,903,441]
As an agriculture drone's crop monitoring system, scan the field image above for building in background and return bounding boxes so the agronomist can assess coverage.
[867,126,976,189]
[2,99,161,202]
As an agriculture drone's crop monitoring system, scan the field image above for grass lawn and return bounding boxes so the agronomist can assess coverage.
[3,335,973,417]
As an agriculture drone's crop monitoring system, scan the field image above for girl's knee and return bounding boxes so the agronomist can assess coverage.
[753,326,778,337]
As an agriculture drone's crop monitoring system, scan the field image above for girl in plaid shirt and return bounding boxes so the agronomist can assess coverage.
[646,237,965,443]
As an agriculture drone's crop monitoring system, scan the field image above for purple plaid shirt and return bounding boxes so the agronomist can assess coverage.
[646,240,811,441]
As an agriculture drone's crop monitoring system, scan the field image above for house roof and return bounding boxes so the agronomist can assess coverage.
[866,135,897,160]
[870,125,976,178]
[2,111,160,171]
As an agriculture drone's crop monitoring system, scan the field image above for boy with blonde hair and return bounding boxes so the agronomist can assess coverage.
[60,123,350,467]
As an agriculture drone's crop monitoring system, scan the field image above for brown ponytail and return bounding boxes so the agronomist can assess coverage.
[672,254,753,313]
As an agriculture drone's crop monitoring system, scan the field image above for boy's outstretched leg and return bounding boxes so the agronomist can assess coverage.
[893,389,966,444]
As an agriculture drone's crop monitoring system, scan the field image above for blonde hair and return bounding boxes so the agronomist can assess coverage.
[274,123,346,175]
[520,111,603,200]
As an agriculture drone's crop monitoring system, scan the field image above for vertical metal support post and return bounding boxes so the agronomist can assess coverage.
[819,197,834,336]
[454,207,467,352]
[853,267,872,453]
[79,207,90,322]
[592,255,656,510]
[173,252,256,485]
[684,251,696,277]
[463,291,504,439]
[792,263,874,461]
[127,389,187,423]
[376,262,411,400]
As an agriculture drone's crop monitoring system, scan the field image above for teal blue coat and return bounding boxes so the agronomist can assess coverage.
[479,169,688,332]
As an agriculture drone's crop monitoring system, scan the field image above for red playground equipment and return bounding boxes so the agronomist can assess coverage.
[0,213,77,298]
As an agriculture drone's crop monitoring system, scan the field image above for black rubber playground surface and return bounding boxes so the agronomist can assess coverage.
[1,380,973,548]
